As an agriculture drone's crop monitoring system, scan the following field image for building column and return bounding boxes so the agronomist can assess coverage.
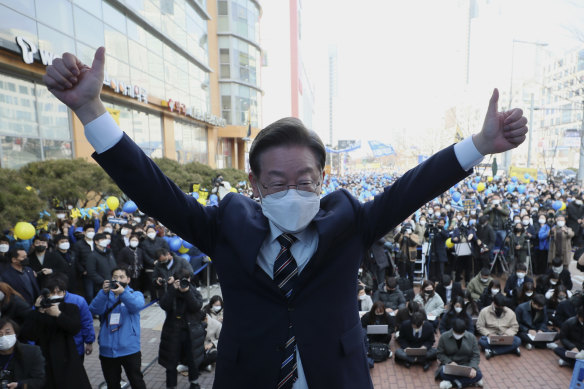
[71,112,94,160]
[207,126,218,168]
[162,113,176,160]
[237,139,246,170]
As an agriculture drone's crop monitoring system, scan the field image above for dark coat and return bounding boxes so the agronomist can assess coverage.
[515,301,548,333]
[93,133,470,389]
[117,246,145,279]
[397,320,435,349]
[545,268,573,291]
[360,311,394,344]
[72,239,93,275]
[436,330,480,370]
[139,236,169,269]
[158,286,205,370]
[27,251,69,288]
[152,255,194,298]
[0,266,39,306]
[372,288,406,311]
[86,248,117,289]
[504,274,534,297]
[0,294,32,327]
[438,310,473,334]
[3,342,46,389]
[54,249,78,290]
[21,302,91,389]
[435,282,463,307]
[559,315,584,350]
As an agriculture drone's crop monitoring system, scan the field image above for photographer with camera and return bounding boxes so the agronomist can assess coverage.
[394,221,420,281]
[425,218,450,281]
[153,248,194,300]
[89,268,146,389]
[451,216,475,284]
[158,268,205,389]
[21,286,91,388]
[483,194,510,250]
[0,318,45,389]
[476,216,496,270]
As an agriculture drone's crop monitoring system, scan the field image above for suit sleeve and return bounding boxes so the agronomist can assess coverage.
[92,134,219,257]
[357,145,472,247]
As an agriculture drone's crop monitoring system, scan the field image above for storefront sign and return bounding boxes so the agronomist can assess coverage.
[162,98,226,127]
[103,71,148,104]
[15,36,55,65]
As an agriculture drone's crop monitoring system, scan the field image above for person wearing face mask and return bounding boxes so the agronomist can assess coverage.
[357,285,373,312]
[373,276,406,313]
[476,293,521,359]
[512,282,535,310]
[554,306,584,367]
[436,318,483,389]
[153,248,194,300]
[72,223,97,303]
[451,216,476,285]
[395,222,421,282]
[203,295,224,323]
[0,318,45,389]
[548,215,574,267]
[1,248,40,306]
[506,223,528,269]
[439,296,473,334]
[414,280,445,329]
[139,226,169,270]
[475,216,496,271]
[545,257,573,291]
[361,301,394,348]
[515,294,556,350]
[0,282,32,328]
[504,263,533,300]
[0,235,10,270]
[27,236,69,289]
[395,312,437,371]
[466,268,493,302]
[478,279,504,311]
[21,284,91,388]
[533,213,551,275]
[85,233,117,298]
[89,268,146,389]
[426,218,450,281]
[483,194,510,250]
[546,285,572,316]
[52,235,78,292]
[117,234,146,293]
[566,194,584,248]
[435,274,463,309]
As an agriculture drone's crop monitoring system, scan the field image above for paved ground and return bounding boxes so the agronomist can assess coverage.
[83,264,583,389]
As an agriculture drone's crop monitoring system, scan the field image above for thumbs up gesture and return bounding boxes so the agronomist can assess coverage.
[43,47,107,124]
[472,88,528,155]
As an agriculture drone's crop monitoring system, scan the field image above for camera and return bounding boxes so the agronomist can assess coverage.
[39,289,63,309]
[503,219,514,232]
[0,368,11,388]
[109,280,119,289]
[425,222,439,235]
[180,278,190,289]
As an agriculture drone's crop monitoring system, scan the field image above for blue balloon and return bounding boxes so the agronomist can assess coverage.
[122,200,138,213]
[471,183,478,190]
[552,200,563,211]
[192,192,199,199]
[524,173,530,179]
[474,177,481,183]
[210,194,218,201]
[182,241,194,250]
[507,184,516,193]
[179,253,190,261]
[452,191,461,202]
[517,185,526,194]
[169,237,182,252]
[511,176,518,183]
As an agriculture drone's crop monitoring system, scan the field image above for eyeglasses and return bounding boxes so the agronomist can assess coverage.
[260,181,320,199]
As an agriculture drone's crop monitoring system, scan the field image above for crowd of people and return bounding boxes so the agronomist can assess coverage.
[1,169,584,388]
[0,210,224,389]
[354,171,584,388]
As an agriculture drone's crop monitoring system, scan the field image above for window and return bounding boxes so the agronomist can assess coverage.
[220,48,231,78]
[221,95,231,124]
[218,0,228,15]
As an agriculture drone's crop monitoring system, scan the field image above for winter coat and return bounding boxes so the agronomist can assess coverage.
[64,291,95,356]
[414,292,445,317]
[205,314,222,349]
[537,224,550,250]
[548,226,574,266]
[139,236,169,268]
[158,286,205,370]
[21,302,91,389]
[372,288,406,311]
[437,329,480,370]
[89,286,144,358]
[467,273,492,302]
[476,304,519,336]
[152,255,194,298]
[86,248,117,289]
[3,342,45,389]
[117,246,145,279]
[515,301,548,333]
[0,293,32,326]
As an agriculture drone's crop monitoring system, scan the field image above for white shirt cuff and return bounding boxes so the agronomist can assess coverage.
[84,112,124,154]
[454,136,484,171]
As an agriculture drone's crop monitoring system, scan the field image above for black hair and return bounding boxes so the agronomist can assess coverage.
[111,267,129,277]
[44,274,68,293]
[532,294,546,307]
[93,232,107,242]
[0,317,19,336]
[452,318,467,334]
[248,117,326,176]
[551,257,562,267]
[174,267,192,280]
[493,293,506,307]
[53,234,69,243]
[442,274,452,286]
[0,235,9,243]
[154,248,170,259]
[386,276,397,289]
[411,311,425,327]
[516,263,527,272]
[32,235,48,243]
[480,267,491,277]
[83,223,95,231]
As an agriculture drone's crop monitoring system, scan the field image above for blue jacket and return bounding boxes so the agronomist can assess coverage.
[537,224,550,250]
[64,292,95,356]
[89,286,144,358]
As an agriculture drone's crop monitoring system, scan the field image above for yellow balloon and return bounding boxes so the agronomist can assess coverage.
[14,222,35,240]
[445,238,454,249]
[230,187,237,193]
[477,182,486,192]
[487,176,493,182]
[106,196,119,211]
[178,246,189,254]
[560,202,566,211]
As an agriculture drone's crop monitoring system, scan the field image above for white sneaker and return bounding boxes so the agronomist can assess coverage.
[476,379,484,387]
[559,358,570,367]
[546,342,558,350]
[177,364,189,373]
[439,380,453,389]
[525,343,533,350]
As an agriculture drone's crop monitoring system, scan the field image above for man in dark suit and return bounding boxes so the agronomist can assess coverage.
[28,235,69,289]
[435,274,463,309]
[85,233,117,297]
[395,312,437,371]
[44,47,528,389]
[504,262,533,298]
[1,248,40,306]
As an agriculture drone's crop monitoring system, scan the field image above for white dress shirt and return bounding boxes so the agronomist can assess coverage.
[84,112,484,388]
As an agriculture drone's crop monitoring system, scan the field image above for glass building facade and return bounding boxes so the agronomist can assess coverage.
[0,0,224,168]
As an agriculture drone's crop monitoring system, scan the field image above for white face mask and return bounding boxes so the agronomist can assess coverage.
[550,280,558,285]
[492,200,500,205]
[539,218,546,224]
[104,239,111,246]
[470,210,476,215]
[456,215,462,220]
[104,227,113,234]
[58,242,70,251]
[419,220,426,226]
[525,292,533,297]
[98,240,109,248]
[358,294,367,300]
[56,213,66,220]
[552,266,563,273]
[516,272,525,279]
[121,228,129,236]
[435,212,441,217]
[453,332,464,340]
[491,288,500,295]
[454,307,463,314]
[85,231,95,240]
[260,189,320,234]
[130,240,139,248]
[0,334,16,351]
[522,220,530,226]
[212,305,222,312]
[147,232,157,240]
[557,221,565,227]
[0,244,8,253]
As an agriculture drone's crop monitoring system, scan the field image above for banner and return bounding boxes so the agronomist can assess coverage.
[509,166,537,182]
[325,141,361,154]
[368,141,395,157]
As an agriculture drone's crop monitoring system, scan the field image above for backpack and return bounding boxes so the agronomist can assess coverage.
[369,342,390,362]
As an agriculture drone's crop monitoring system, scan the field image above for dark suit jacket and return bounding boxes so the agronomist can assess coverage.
[1,266,40,306]
[397,321,435,349]
[515,301,548,333]
[86,248,117,288]
[92,133,470,389]
[28,251,69,288]
[436,282,463,306]
[504,274,534,297]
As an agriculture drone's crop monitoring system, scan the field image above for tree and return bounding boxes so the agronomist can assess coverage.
[0,168,44,229]
[18,159,123,209]
[152,158,204,192]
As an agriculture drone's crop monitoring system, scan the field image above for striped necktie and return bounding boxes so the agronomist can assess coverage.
[274,233,298,389]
